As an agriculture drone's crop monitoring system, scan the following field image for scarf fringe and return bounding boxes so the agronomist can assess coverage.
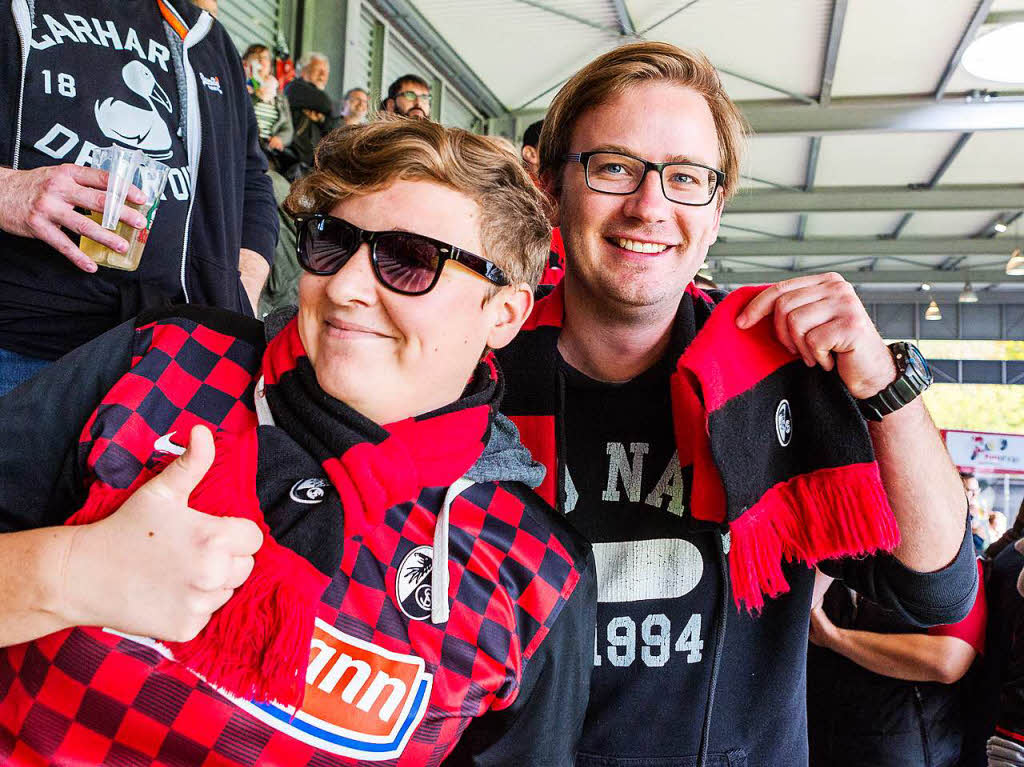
[728,462,900,612]
[168,542,324,709]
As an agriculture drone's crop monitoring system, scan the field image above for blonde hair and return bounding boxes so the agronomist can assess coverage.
[539,41,748,200]
[286,117,551,289]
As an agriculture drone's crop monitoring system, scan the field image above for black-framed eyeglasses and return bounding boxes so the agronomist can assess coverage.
[566,151,724,206]
[293,214,508,296]
[395,90,431,103]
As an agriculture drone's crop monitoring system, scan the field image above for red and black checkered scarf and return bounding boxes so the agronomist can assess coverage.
[68,317,498,708]
[508,282,900,612]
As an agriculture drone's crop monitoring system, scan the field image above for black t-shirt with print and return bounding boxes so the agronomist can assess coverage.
[561,350,724,758]
[2,1,191,355]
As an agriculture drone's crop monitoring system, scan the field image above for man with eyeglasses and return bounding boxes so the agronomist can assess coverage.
[0,118,595,765]
[384,74,432,120]
[497,41,977,766]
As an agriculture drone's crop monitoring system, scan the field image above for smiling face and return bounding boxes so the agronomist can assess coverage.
[345,89,369,121]
[296,180,528,424]
[556,81,723,317]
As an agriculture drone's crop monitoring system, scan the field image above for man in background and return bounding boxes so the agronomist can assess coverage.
[383,74,432,119]
[520,119,543,178]
[340,87,369,126]
[281,52,335,180]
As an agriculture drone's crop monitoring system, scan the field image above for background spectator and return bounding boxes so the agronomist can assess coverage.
[280,51,336,180]
[384,74,432,119]
[807,570,986,767]
[0,0,276,395]
[521,119,542,178]
[340,87,369,126]
[966,471,993,554]
[242,44,293,171]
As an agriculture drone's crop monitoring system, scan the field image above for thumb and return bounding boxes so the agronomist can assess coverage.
[148,425,216,500]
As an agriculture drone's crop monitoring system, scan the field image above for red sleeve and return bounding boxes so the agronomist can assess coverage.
[927,558,986,654]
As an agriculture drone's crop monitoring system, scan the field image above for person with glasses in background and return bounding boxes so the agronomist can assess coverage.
[384,74,432,120]
[0,117,595,766]
[496,41,977,767]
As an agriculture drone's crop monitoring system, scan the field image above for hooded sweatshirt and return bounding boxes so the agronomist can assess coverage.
[0,0,277,360]
[0,305,596,766]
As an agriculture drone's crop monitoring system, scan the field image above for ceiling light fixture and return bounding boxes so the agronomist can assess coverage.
[920,282,932,291]
[963,23,1024,83]
[958,280,979,303]
[925,300,942,321]
[994,222,1008,233]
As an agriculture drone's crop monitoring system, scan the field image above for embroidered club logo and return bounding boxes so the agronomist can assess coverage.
[775,399,793,447]
[200,73,223,94]
[233,619,433,760]
[290,478,329,504]
[396,546,434,621]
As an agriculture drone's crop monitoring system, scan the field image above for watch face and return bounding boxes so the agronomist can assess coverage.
[904,343,933,386]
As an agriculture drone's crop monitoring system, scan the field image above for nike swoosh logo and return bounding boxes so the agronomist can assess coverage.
[153,432,186,456]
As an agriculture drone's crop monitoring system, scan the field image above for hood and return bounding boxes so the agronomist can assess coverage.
[467,413,546,489]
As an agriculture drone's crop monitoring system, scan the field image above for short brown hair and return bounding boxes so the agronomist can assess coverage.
[539,41,747,200]
[286,117,551,290]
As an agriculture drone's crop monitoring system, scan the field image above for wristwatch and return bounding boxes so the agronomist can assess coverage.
[856,342,933,422]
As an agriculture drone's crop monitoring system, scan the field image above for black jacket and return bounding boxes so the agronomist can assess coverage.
[0,0,278,359]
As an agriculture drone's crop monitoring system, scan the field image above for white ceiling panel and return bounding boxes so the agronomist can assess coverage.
[940,130,1024,183]
[742,136,812,188]
[627,0,830,101]
[900,210,1005,237]
[410,0,622,109]
[719,213,801,239]
[803,212,907,238]
[815,132,963,186]
[831,0,979,97]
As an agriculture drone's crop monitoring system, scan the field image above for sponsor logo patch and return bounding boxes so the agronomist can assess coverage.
[290,477,329,504]
[234,619,432,760]
[396,546,434,621]
[775,399,793,447]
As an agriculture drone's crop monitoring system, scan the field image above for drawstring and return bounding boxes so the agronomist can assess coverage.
[255,376,274,426]
[698,529,730,767]
[432,477,474,624]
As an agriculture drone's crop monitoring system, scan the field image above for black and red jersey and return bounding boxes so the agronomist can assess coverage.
[0,306,596,766]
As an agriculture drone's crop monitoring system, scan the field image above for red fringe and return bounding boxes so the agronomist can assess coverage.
[167,542,328,709]
[728,461,900,613]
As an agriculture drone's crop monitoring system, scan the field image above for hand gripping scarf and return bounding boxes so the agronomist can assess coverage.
[67,317,498,708]
[509,282,899,612]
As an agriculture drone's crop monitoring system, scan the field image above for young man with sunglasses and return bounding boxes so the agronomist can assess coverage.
[497,42,977,766]
[0,118,595,766]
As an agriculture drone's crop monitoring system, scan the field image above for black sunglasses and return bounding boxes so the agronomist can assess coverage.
[293,214,508,296]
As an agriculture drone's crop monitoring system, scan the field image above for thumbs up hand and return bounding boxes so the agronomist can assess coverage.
[60,426,264,642]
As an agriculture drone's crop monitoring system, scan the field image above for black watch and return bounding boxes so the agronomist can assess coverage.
[856,342,933,422]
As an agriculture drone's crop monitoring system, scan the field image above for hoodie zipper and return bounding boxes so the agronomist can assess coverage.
[176,10,213,302]
[11,0,31,169]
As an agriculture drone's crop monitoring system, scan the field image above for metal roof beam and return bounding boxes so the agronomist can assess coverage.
[890,130,973,237]
[727,184,1024,214]
[709,237,1017,257]
[714,267,1014,285]
[609,0,636,36]
[987,10,1024,23]
[512,95,1024,135]
[796,136,822,240]
[935,0,996,100]
[367,0,507,116]
[819,0,848,107]
[510,0,614,33]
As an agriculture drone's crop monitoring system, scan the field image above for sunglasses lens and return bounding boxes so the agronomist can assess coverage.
[375,233,441,294]
[302,217,359,273]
